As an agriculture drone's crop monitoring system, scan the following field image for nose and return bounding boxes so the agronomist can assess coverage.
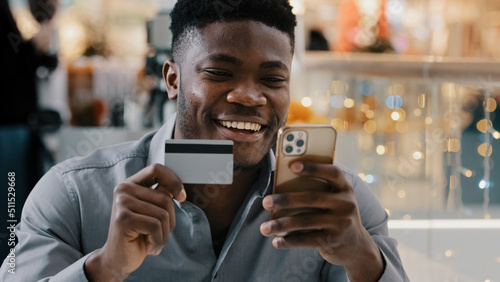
[226,79,267,107]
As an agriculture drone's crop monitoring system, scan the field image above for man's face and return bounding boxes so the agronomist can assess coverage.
[167,21,293,169]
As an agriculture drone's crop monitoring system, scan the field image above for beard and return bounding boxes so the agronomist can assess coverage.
[176,83,198,140]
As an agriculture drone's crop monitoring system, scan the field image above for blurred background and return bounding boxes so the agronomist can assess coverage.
[1,0,500,280]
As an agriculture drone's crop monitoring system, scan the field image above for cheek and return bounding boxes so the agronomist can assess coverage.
[271,92,290,122]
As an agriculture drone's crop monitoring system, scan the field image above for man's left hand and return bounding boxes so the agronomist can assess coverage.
[260,162,384,282]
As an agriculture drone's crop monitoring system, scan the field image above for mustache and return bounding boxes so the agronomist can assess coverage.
[221,104,265,120]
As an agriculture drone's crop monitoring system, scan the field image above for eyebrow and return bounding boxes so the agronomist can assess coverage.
[205,53,288,72]
[259,61,289,72]
[206,54,243,66]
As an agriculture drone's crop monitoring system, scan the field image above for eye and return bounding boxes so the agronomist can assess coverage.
[261,76,287,87]
[204,69,232,78]
[263,77,286,83]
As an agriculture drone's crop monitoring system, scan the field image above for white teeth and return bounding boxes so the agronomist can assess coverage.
[219,120,262,132]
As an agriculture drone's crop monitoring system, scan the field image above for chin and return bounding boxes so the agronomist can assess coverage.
[233,157,267,173]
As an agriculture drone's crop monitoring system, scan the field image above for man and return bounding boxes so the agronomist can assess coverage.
[0,0,408,281]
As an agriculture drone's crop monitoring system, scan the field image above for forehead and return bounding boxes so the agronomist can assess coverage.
[182,21,293,67]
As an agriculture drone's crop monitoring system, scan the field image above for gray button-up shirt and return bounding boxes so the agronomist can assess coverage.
[0,117,408,281]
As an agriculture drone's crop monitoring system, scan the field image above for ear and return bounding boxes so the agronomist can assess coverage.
[163,60,179,100]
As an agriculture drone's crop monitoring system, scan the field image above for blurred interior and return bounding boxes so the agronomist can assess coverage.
[2,0,500,280]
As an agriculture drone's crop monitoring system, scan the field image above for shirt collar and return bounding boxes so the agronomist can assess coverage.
[147,113,177,167]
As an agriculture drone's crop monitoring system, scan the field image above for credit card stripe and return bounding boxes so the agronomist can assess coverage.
[165,144,233,154]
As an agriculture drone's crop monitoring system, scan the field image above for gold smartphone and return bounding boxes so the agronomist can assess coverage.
[272,124,337,220]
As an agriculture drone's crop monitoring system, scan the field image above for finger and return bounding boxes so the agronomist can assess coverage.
[114,183,176,229]
[115,208,168,255]
[290,162,351,192]
[272,231,340,250]
[263,191,356,211]
[127,163,186,202]
[116,193,175,238]
[260,213,346,236]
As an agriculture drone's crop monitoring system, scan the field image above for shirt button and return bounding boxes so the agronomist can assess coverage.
[192,215,200,223]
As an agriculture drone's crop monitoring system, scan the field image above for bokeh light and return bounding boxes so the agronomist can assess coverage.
[478,143,493,157]
[418,94,426,108]
[386,96,404,109]
[301,97,313,107]
[476,119,492,133]
[397,190,407,198]
[485,98,497,112]
[376,145,387,155]
[364,120,377,133]
[344,98,355,108]
[413,108,422,117]
[366,110,375,118]
[391,111,401,121]
[493,131,500,139]
[359,81,373,96]
[331,80,347,95]
[412,151,423,160]
[330,95,345,108]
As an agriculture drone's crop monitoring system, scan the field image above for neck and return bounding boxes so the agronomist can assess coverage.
[185,164,261,211]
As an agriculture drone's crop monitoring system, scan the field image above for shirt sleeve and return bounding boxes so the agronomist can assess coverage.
[0,168,90,282]
[324,165,409,282]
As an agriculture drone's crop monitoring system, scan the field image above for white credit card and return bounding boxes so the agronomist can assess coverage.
[164,139,234,184]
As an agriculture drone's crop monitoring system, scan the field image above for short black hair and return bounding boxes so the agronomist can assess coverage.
[170,0,297,62]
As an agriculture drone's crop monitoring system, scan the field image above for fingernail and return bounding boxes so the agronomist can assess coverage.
[290,162,303,173]
[260,222,271,235]
[179,187,187,202]
[262,196,273,209]
[272,237,282,248]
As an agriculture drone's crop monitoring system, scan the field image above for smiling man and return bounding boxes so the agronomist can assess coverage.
[0,0,408,281]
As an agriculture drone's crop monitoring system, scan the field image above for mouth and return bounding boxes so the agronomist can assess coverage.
[218,120,262,132]
[214,119,267,142]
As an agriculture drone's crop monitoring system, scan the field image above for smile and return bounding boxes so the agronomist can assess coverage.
[218,120,262,132]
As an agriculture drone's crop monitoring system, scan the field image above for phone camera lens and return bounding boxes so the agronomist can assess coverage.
[285,146,293,153]
[296,140,304,147]
[286,134,294,142]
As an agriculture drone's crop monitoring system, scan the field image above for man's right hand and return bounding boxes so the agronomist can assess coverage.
[84,164,187,282]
